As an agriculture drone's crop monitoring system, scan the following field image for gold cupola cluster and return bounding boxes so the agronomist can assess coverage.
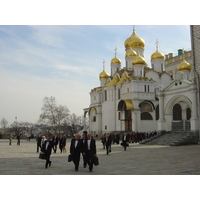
[124,28,145,49]
[151,40,164,60]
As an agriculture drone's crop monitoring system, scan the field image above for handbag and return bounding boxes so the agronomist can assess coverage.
[39,152,46,159]
[68,154,73,162]
[93,156,99,166]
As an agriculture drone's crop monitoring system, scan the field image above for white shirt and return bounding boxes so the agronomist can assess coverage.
[87,139,91,150]
[45,142,49,150]
[75,140,78,148]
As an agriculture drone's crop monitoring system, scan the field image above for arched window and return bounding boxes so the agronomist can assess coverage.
[186,107,191,120]
[173,104,182,120]
[141,112,153,120]
[140,102,153,112]
[93,116,96,122]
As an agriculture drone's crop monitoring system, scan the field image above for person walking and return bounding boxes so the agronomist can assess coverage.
[83,133,97,172]
[9,134,12,145]
[59,135,63,153]
[36,134,42,153]
[52,134,59,153]
[104,134,112,155]
[42,136,53,169]
[101,134,106,149]
[70,134,82,171]
[62,136,67,153]
[107,132,112,153]
[81,132,87,168]
[17,133,21,146]
[122,132,129,151]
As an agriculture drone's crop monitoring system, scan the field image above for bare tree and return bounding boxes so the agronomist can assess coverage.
[10,121,26,136]
[39,96,70,134]
[1,118,8,131]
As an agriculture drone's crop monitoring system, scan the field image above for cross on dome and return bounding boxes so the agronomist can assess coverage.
[114,46,117,57]
[156,39,159,51]
[103,59,105,70]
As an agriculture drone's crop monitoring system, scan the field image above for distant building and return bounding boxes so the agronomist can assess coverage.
[84,26,199,141]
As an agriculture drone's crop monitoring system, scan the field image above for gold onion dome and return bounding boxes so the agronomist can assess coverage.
[124,28,145,49]
[111,57,121,64]
[178,59,191,71]
[132,54,147,66]
[151,40,164,60]
[126,48,137,57]
[151,51,164,60]
[99,69,110,79]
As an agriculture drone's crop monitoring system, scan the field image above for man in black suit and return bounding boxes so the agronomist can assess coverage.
[52,134,59,153]
[122,132,129,151]
[80,132,87,168]
[107,132,112,152]
[42,136,53,169]
[83,133,97,172]
[36,134,42,153]
[104,134,112,155]
[70,134,82,171]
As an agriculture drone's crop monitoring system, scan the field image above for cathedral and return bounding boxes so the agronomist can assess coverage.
[83,26,200,139]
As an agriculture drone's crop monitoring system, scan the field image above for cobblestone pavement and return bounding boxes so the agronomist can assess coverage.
[0,139,200,175]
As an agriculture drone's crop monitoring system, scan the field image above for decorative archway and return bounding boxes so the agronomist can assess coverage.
[165,95,192,132]
[118,99,134,131]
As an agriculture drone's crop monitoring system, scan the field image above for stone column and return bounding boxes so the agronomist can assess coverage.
[190,82,199,136]
[157,86,166,134]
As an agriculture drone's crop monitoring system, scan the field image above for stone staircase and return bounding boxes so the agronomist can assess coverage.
[140,132,199,146]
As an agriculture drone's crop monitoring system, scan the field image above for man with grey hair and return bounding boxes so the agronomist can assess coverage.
[70,134,82,171]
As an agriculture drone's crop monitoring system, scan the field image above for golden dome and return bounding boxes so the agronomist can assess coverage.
[132,54,147,66]
[178,59,191,71]
[111,57,121,64]
[99,69,110,79]
[151,40,164,60]
[151,51,164,60]
[124,29,145,49]
[126,48,137,57]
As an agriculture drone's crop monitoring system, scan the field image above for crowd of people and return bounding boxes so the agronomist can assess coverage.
[12,130,157,172]
[36,131,97,172]
[101,130,157,146]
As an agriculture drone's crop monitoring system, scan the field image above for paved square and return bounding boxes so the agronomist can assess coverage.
[0,139,200,175]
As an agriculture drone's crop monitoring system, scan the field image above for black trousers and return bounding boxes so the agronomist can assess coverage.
[53,144,57,153]
[72,154,80,170]
[122,141,127,150]
[106,144,111,154]
[86,151,94,171]
[45,153,51,168]
[82,154,87,167]
[37,144,41,152]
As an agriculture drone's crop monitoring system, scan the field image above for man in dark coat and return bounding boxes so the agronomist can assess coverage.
[36,134,42,152]
[52,134,59,153]
[83,133,97,172]
[122,132,129,151]
[80,132,87,168]
[42,137,53,169]
[104,134,112,155]
[70,134,82,171]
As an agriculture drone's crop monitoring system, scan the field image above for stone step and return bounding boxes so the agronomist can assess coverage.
[140,132,198,146]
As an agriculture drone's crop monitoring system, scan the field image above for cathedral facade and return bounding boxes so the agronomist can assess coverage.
[84,26,199,138]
